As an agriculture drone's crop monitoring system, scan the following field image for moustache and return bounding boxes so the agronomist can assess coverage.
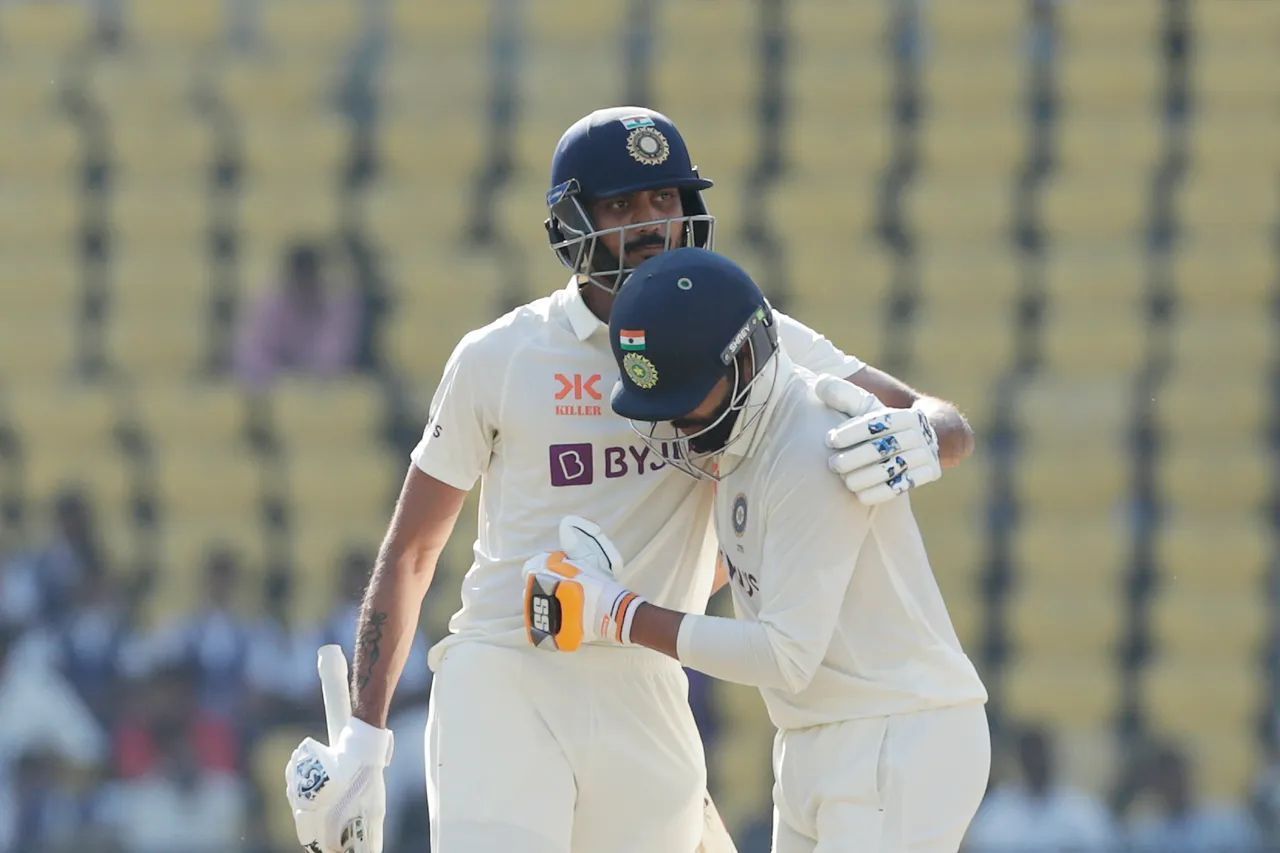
[623,234,669,254]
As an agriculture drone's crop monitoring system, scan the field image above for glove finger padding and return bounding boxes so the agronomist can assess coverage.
[558,515,624,578]
[826,408,920,450]
[827,427,929,475]
[855,461,942,505]
[841,446,939,494]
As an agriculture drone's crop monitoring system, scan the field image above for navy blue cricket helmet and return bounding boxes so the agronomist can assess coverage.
[545,107,715,293]
[609,248,780,480]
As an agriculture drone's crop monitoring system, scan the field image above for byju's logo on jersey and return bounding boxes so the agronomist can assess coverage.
[554,373,603,417]
[723,554,759,597]
[549,441,683,486]
[550,443,595,486]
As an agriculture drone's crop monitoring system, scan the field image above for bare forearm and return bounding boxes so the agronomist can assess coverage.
[352,548,436,727]
[630,602,687,659]
[915,397,975,468]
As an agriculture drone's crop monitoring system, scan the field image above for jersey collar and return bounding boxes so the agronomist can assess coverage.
[558,278,605,342]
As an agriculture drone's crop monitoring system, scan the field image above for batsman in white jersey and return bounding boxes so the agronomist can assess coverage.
[285,108,977,852]
[524,248,990,852]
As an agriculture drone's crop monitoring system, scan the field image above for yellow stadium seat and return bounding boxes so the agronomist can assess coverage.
[130,0,224,53]
[110,181,208,247]
[135,382,251,454]
[0,59,63,120]
[0,313,78,384]
[772,176,879,250]
[493,177,559,257]
[652,2,753,119]
[1153,372,1267,441]
[1057,115,1161,175]
[286,443,402,524]
[379,48,487,117]
[19,439,135,563]
[1149,590,1265,666]
[1,117,79,182]
[1013,440,1130,515]
[1007,588,1122,660]
[111,115,213,184]
[792,0,885,52]
[790,43,889,121]
[105,249,209,381]
[1191,107,1280,176]
[929,0,1023,45]
[1179,731,1260,803]
[148,520,269,618]
[906,176,1012,245]
[785,111,892,178]
[361,181,469,255]
[5,384,121,454]
[1039,302,1145,377]
[911,304,1016,394]
[237,184,343,251]
[388,0,490,49]
[522,2,625,113]
[1012,515,1130,591]
[1142,659,1262,740]
[290,514,390,620]
[269,377,386,448]
[784,244,891,369]
[926,48,1021,112]
[915,515,988,651]
[240,115,351,185]
[220,59,334,117]
[375,113,485,184]
[154,449,265,530]
[260,0,363,55]
[0,178,79,257]
[1154,519,1270,596]
[1,254,78,323]
[1172,235,1272,310]
[1003,658,1121,729]
[1060,51,1160,114]
[0,1,89,58]
[1158,440,1268,519]
[1171,309,1269,378]
[920,108,1021,178]
[1040,174,1148,241]
[1194,46,1279,114]
[1178,172,1276,238]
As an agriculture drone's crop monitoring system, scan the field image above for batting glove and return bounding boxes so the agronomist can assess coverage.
[524,516,644,650]
[816,375,942,505]
[285,718,393,853]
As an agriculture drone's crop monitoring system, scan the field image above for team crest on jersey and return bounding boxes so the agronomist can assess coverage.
[626,126,670,166]
[623,352,659,389]
[732,493,748,536]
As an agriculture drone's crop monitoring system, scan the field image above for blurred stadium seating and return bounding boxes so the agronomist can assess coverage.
[0,0,1276,850]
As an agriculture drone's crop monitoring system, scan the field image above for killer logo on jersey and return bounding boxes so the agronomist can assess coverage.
[626,126,670,166]
[623,352,659,389]
[732,493,748,536]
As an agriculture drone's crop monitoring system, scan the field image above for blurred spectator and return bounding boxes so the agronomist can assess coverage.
[1127,743,1262,853]
[98,718,246,853]
[0,489,104,627]
[0,748,105,853]
[234,241,363,389]
[965,724,1117,852]
[0,624,107,778]
[52,562,134,726]
[113,663,239,780]
[246,570,320,728]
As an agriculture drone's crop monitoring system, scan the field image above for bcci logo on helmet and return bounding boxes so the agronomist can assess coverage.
[626,127,670,166]
[623,352,660,389]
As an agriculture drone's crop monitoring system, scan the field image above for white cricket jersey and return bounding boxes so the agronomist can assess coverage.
[687,354,987,730]
[411,280,863,667]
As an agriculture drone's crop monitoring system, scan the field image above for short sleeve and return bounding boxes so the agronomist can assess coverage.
[774,311,866,378]
[410,332,499,491]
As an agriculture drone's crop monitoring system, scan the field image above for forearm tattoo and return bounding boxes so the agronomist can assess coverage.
[355,610,389,695]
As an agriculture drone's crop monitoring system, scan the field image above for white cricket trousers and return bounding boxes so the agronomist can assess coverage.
[426,640,706,852]
[772,702,990,853]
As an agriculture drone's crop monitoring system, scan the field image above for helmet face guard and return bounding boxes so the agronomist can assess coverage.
[545,179,715,294]
[627,307,779,482]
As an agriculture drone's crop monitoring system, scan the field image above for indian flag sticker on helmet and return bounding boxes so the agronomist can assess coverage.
[619,329,646,351]
[623,352,659,390]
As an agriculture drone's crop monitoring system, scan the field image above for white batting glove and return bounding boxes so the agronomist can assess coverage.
[816,375,942,505]
[524,516,644,651]
[285,718,393,853]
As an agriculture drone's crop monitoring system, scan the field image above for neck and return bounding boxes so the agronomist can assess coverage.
[579,280,615,323]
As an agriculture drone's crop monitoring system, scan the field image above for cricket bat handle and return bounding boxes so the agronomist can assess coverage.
[318,644,353,746]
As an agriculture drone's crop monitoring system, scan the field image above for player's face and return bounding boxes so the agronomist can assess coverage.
[589,187,684,266]
[671,376,731,435]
